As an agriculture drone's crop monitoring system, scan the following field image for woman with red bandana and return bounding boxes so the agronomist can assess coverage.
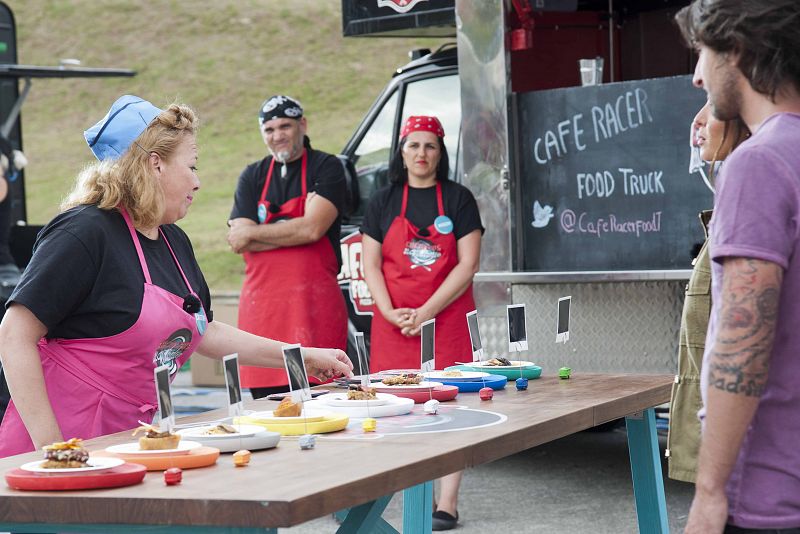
[361,116,483,531]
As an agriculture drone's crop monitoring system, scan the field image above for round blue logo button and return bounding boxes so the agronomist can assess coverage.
[434,215,453,235]
[257,204,267,224]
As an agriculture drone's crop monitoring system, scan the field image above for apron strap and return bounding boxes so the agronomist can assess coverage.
[259,149,308,203]
[300,149,308,197]
[401,182,409,218]
[259,157,277,203]
[159,228,196,297]
[118,207,152,285]
[435,180,444,216]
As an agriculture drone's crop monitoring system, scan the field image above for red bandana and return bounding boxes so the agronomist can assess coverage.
[400,115,445,140]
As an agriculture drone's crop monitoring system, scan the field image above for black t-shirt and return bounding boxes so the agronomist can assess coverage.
[8,205,212,339]
[229,147,346,267]
[360,180,484,243]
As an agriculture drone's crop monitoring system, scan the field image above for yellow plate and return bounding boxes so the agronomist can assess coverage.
[235,413,350,436]
[244,409,330,424]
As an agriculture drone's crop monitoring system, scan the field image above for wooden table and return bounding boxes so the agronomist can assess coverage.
[0,373,672,534]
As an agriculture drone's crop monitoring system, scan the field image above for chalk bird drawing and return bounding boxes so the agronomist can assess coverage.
[532,200,554,228]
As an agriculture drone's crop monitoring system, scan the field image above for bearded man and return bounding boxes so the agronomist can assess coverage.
[228,95,347,398]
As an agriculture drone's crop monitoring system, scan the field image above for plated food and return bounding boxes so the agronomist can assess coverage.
[133,422,181,450]
[203,424,238,436]
[41,438,89,469]
[274,397,302,417]
[470,359,537,370]
[423,370,492,381]
[484,357,512,367]
[347,385,378,400]
[176,424,265,440]
[20,456,125,475]
[381,373,423,386]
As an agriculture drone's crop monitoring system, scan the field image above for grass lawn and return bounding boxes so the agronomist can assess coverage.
[7,0,448,290]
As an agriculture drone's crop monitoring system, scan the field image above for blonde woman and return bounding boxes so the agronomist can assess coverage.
[0,95,351,457]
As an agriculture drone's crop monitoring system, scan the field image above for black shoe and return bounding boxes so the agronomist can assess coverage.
[432,510,458,531]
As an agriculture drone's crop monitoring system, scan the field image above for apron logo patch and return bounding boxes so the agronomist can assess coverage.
[154,328,193,375]
[404,239,441,271]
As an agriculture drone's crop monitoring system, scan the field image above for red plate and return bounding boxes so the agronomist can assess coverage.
[5,462,146,491]
[386,385,459,404]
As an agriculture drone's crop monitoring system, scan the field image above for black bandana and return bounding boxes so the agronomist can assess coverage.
[258,95,304,124]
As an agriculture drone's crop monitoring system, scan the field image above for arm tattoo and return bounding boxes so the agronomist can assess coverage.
[709,258,783,397]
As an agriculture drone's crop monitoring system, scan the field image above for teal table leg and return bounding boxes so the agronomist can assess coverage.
[625,408,669,534]
[0,525,273,533]
[402,480,433,534]
[336,494,396,533]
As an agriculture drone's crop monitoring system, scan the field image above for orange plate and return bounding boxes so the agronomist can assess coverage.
[5,462,146,491]
[96,446,220,471]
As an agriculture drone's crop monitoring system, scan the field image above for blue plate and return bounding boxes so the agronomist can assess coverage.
[436,373,507,392]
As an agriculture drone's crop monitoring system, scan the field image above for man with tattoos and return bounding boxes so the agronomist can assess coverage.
[676,2,800,533]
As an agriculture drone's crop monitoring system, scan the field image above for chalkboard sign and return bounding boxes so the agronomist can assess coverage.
[515,75,709,271]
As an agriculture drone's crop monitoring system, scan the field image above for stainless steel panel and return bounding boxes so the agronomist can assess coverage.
[477,281,684,374]
[456,0,512,272]
[475,270,692,283]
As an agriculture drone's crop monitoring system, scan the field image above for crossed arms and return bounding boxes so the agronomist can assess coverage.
[227,192,338,253]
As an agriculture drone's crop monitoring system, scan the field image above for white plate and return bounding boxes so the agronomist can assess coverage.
[305,396,414,418]
[189,431,281,453]
[247,409,332,423]
[423,371,492,381]
[469,360,536,369]
[20,456,125,474]
[105,440,202,457]
[319,392,394,407]
[176,424,265,440]
[374,381,443,391]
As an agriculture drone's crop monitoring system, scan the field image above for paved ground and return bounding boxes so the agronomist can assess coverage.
[171,370,694,533]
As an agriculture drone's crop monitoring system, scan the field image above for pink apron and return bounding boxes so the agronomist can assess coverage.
[0,208,206,458]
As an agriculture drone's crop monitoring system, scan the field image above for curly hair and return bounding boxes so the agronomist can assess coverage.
[675,0,800,100]
[62,103,198,229]
[388,136,450,184]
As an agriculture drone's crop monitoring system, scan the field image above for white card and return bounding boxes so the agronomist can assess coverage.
[154,365,174,432]
[421,319,435,373]
[223,353,244,417]
[466,310,484,362]
[282,344,312,403]
[507,304,528,352]
[354,332,370,387]
[556,296,572,344]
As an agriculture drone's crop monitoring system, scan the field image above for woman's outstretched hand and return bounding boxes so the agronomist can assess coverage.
[303,347,354,381]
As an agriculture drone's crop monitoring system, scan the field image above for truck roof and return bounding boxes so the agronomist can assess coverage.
[393,44,457,79]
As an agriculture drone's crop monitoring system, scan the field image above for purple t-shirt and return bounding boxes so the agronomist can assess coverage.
[701,113,800,529]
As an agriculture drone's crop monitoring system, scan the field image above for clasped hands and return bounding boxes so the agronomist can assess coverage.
[385,307,430,337]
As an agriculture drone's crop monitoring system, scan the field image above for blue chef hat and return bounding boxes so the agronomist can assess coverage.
[84,95,162,161]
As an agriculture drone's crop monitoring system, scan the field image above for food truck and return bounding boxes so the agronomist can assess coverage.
[337,0,705,374]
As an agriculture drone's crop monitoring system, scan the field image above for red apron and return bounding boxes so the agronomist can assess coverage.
[238,151,347,388]
[0,208,205,457]
[369,181,475,372]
